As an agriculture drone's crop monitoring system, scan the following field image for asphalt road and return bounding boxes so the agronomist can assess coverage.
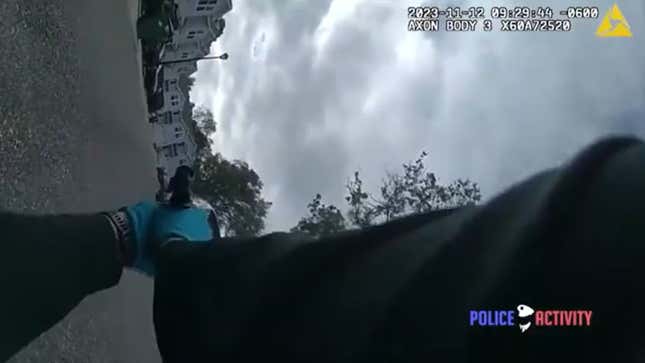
[0,0,161,361]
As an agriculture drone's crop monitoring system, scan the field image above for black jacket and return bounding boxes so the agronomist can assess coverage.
[2,137,645,362]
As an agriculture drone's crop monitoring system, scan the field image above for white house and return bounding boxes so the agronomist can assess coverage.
[153,116,198,174]
[176,0,232,21]
[162,80,185,112]
[172,16,225,45]
[157,109,184,125]
[160,40,210,63]
[164,60,198,79]
[156,136,198,174]
[149,0,232,179]
[160,10,227,67]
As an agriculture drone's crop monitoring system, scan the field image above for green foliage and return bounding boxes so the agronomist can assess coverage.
[190,106,215,158]
[193,106,217,135]
[352,151,482,225]
[295,150,482,234]
[177,75,204,155]
[345,171,378,228]
[291,194,346,239]
[183,104,270,237]
[178,78,212,158]
[191,123,211,156]
[398,151,481,212]
[192,153,272,237]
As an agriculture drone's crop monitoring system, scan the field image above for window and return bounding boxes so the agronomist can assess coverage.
[189,31,196,35]
[171,95,177,100]
[209,0,217,4]
[179,159,186,165]
[196,6,205,11]
[173,111,179,115]
[198,0,208,4]
[206,6,213,10]
[171,80,177,85]
[187,35,194,39]
[198,30,204,34]
[174,127,181,132]
[162,146,173,158]
[177,143,186,155]
[175,133,181,138]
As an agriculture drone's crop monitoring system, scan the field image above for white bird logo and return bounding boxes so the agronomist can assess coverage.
[517,304,535,333]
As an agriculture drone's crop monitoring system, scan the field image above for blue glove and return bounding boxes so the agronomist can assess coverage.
[123,201,217,276]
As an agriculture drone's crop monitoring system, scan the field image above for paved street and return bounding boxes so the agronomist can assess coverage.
[0,0,160,361]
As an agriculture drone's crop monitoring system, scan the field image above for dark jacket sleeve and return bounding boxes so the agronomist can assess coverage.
[0,213,122,361]
[153,136,645,363]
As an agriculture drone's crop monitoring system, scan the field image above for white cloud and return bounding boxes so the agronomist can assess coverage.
[192,0,645,232]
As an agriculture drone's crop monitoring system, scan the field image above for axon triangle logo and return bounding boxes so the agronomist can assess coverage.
[596,4,632,38]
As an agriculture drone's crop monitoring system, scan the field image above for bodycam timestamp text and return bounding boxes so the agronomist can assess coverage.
[406,6,603,33]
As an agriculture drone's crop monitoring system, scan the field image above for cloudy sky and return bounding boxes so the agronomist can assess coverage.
[191,0,645,233]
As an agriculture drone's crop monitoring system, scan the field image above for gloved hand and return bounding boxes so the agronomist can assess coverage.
[117,201,218,276]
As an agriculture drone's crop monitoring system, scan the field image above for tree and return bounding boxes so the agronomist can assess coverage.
[192,123,211,157]
[183,104,271,237]
[373,171,408,221]
[291,194,346,239]
[351,151,481,226]
[192,153,272,237]
[397,151,481,212]
[193,106,217,135]
[344,171,408,227]
[345,171,378,228]
[294,150,482,234]
[178,75,207,156]
[189,106,215,158]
